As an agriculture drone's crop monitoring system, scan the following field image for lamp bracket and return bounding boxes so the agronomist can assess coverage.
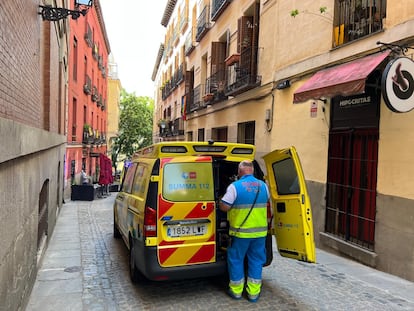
[39,5,89,21]
[376,41,414,56]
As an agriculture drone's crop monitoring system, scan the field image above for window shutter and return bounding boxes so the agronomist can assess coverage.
[238,16,253,73]
[211,41,226,74]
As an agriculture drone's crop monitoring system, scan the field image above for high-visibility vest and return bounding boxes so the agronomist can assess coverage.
[228,175,268,238]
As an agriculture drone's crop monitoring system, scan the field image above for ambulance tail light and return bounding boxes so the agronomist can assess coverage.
[144,206,157,237]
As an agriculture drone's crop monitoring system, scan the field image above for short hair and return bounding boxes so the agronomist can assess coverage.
[238,160,254,172]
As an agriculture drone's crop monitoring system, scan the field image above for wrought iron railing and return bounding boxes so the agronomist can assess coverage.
[225,68,261,96]
[211,0,231,21]
[196,5,210,42]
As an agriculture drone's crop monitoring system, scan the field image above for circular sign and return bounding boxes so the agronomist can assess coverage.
[381,57,414,113]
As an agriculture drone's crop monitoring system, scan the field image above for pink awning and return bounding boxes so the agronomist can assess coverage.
[293,51,391,103]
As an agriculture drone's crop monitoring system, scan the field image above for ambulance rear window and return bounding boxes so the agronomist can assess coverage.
[162,162,214,201]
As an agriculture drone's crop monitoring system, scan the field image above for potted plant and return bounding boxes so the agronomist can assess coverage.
[203,93,214,102]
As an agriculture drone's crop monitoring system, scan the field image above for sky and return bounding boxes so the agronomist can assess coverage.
[99,0,168,97]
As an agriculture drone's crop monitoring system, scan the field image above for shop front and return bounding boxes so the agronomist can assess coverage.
[291,50,414,281]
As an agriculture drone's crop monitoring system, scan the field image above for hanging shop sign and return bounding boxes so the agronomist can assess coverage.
[381,57,414,113]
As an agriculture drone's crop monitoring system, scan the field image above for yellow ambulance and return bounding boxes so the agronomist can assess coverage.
[113,141,315,282]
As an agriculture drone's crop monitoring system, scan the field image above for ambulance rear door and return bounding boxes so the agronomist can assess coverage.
[263,147,316,263]
[157,156,217,268]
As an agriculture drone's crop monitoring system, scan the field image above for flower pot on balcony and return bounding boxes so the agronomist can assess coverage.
[203,93,214,102]
[225,53,240,66]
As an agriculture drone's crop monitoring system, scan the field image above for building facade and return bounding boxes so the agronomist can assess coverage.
[0,1,68,309]
[106,54,121,169]
[153,0,414,281]
[65,0,110,198]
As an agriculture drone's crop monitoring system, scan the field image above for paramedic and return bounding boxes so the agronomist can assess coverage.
[219,160,270,303]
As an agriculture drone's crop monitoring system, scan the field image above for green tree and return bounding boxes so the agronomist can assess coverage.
[112,90,154,165]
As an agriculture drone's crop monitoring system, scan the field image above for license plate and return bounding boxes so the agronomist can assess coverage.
[167,224,206,237]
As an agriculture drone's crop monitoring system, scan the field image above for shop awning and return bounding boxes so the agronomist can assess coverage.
[293,51,391,103]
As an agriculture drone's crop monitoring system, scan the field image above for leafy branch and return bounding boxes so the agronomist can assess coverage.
[290,6,332,22]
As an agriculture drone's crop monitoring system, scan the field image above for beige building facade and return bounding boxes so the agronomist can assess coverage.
[107,54,122,165]
[153,0,414,281]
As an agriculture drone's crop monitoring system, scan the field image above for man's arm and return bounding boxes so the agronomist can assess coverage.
[219,200,231,212]
[219,184,236,212]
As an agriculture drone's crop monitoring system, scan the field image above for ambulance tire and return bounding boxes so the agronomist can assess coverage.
[129,238,146,284]
[113,214,121,239]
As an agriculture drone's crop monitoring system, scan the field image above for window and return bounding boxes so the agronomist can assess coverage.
[121,163,137,194]
[83,105,87,124]
[212,127,228,142]
[72,98,77,141]
[132,164,148,196]
[271,158,300,195]
[237,121,255,145]
[198,128,205,141]
[334,0,386,46]
[162,162,214,201]
[73,37,78,81]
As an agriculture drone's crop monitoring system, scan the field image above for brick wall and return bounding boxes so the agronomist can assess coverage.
[0,0,42,128]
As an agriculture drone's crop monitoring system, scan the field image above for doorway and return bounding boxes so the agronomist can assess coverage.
[325,92,380,250]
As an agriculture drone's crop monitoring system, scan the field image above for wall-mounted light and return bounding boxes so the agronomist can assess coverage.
[276,79,291,90]
[39,0,93,21]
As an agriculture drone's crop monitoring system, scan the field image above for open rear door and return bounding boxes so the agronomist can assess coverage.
[263,147,316,263]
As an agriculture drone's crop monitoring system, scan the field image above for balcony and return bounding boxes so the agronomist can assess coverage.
[92,43,99,60]
[211,0,231,21]
[160,65,185,100]
[179,9,189,33]
[83,75,92,95]
[159,117,184,137]
[184,29,195,55]
[91,86,98,102]
[97,94,102,107]
[82,125,94,144]
[84,24,93,47]
[224,68,261,96]
[188,85,206,112]
[204,70,227,104]
[195,6,211,42]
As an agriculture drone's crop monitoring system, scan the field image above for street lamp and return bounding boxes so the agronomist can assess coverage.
[39,0,93,21]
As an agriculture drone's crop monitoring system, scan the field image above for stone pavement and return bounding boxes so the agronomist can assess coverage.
[25,196,414,311]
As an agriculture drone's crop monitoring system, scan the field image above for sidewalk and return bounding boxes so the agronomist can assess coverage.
[26,199,414,310]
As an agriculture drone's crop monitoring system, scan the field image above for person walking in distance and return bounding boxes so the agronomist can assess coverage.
[219,160,270,303]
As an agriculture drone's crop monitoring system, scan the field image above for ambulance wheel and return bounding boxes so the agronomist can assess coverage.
[113,214,121,239]
[129,238,146,284]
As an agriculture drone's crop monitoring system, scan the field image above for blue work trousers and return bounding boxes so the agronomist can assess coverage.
[227,236,266,292]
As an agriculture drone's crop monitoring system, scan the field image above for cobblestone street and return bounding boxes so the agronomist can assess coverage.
[26,195,414,311]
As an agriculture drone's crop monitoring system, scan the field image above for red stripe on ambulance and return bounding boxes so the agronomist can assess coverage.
[159,248,178,263]
[185,202,214,219]
[187,244,215,264]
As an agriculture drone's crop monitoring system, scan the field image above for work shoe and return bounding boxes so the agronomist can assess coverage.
[227,289,242,300]
[247,293,260,303]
